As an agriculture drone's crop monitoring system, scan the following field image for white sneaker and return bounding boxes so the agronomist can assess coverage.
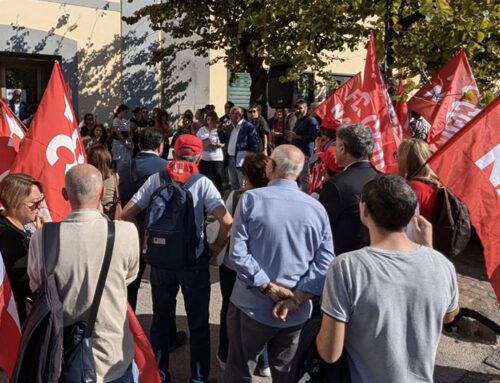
[217,355,226,371]
[255,367,271,377]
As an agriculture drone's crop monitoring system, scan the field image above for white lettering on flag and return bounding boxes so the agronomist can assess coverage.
[475,143,500,196]
[6,114,24,147]
[46,129,85,174]
[64,95,74,124]
[345,90,370,117]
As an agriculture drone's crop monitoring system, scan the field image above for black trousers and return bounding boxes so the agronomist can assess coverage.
[199,160,224,194]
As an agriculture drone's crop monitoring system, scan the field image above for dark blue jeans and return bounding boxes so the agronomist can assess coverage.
[150,256,211,383]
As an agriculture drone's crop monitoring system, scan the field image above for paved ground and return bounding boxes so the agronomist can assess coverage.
[135,232,500,383]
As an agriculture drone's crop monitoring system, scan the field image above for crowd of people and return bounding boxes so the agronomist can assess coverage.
[0,97,460,383]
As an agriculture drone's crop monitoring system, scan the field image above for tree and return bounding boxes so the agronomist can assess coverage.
[124,0,500,106]
[368,0,500,104]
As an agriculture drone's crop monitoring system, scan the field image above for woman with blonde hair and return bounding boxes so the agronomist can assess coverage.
[397,138,441,222]
[0,173,45,323]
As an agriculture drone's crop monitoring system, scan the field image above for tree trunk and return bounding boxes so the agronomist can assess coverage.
[384,0,396,94]
[246,56,268,118]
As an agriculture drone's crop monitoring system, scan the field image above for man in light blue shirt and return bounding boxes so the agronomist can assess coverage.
[224,144,335,383]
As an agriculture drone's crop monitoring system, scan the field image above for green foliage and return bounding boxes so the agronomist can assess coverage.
[124,0,500,102]
[363,0,500,96]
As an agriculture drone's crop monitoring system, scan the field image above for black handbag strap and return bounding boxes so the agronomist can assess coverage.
[85,221,115,337]
[42,222,61,279]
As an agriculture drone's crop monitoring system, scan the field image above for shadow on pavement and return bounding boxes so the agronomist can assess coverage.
[435,365,497,382]
[452,229,488,282]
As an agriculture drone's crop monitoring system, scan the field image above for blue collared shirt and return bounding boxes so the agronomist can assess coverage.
[226,179,335,327]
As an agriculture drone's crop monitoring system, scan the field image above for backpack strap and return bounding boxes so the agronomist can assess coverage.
[131,157,138,183]
[84,221,116,338]
[42,222,61,279]
[183,173,204,189]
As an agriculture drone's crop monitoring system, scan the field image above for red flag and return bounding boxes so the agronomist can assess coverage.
[395,79,411,139]
[407,48,480,151]
[315,73,362,129]
[429,95,500,301]
[10,62,86,221]
[0,253,21,378]
[0,99,25,180]
[127,305,162,383]
[361,33,402,173]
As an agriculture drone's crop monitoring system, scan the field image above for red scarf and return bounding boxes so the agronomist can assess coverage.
[166,161,200,183]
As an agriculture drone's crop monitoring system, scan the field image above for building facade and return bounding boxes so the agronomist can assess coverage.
[0,0,365,123]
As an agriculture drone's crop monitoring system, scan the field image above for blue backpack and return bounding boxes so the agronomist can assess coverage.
[143,170,204,269]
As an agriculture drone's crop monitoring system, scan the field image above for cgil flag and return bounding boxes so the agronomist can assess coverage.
[395,79,411,139]
[407,48,480,151]
[9,62,86,221]
[0,252,21,378]
[315,73,362,130]
[128,305,162,383]
[0,99,25,180]
[361,33,402,173]
[429,95,500,301]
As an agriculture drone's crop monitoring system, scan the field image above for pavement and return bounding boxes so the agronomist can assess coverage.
[135,231,500,383]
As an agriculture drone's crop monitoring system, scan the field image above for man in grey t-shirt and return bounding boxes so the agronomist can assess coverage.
[316,174,459,383]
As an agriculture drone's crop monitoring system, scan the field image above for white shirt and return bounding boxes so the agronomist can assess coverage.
[14,102,21,118]
[197,127,223,161]
[227,120,244,156]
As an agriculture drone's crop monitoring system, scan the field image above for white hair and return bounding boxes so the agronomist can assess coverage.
[272,146,304,178]
[65,164,103,204]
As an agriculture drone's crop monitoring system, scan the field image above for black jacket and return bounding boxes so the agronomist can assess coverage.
[319,161,378,256]
[0,214,31,323]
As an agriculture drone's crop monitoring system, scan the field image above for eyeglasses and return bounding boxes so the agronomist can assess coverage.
[24,195,45,211]
[250,110,258,113]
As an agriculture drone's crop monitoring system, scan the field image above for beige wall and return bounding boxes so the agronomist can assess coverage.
[209,49,229,116]
[208,46,366,112]
[0,0,123,121]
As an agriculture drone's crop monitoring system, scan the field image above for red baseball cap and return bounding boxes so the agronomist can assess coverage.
[317,146,342,173]
[174,134,202,156]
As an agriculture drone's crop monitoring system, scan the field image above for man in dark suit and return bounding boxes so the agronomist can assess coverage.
[319,123,378,255]
[9,89,29,121]
[219,106,262,189]
[118,127,186,351]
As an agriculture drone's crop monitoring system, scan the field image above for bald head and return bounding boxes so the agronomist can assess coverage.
[64,164,103,207]
[269,145,304,180]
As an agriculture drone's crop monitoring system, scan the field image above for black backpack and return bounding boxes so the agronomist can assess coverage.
[143,170,204,269]
[11,223,64,383]
[432,186,471,257]
[11,221,116,383]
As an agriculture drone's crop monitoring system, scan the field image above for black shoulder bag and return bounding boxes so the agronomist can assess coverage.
[58,221,116,383]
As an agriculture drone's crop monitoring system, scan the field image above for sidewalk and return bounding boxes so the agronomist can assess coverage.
[135,233,500,382]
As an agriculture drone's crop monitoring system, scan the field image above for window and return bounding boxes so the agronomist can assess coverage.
[0,52,60,117]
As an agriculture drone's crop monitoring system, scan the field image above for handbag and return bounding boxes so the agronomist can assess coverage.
[113,173,123,220]
[59,221,116,383]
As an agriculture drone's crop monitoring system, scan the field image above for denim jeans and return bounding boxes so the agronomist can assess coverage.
[150,256,211,383]
[227,156,243,190]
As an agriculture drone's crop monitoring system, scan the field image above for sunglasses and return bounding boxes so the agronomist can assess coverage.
[25,195,45,210]
[250,110,258,113]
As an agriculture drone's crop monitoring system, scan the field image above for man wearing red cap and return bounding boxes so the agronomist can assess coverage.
[122,134,233,383]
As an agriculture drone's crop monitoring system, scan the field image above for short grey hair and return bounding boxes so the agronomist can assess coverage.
[65,164,103,204]
[336,123,374,159]
[272,145,304,178]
